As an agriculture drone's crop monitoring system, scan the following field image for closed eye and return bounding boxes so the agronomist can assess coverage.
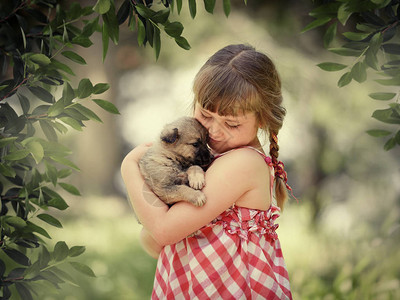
[200,112,211,120]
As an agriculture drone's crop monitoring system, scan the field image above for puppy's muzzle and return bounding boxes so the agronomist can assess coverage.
[195,145,214,170]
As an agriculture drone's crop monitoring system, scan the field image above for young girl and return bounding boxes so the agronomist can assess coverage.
[121,44,293,299]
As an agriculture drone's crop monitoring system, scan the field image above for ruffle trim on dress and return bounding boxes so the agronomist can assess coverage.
[210,205,280,242]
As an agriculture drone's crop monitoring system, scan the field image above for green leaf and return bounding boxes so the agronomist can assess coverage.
[69,246,86,257]
[24,261,41,279]
[93,0,111,14]
[49,266,79,286]
[39,246,51,268]
[372,108,400,124]
[146,20,154,47]
[2,248,30,266]
[30,54,51,66]
[337,2,352,25]
[3,149,30,161]
[15,283,33,300]
[328,47,362,56]
[70,262,96,277]
[395,130,400,144]
[351,62,367,83]
[375,77,400,86]
[29,86,55,103]
[59,117,83,131]
[366,129,392,137]
[384,137,396,150]
[25,221,51,239]
[369,32,383,55]
[102,22,109,62]
[77,78,94,99]
[317,62,347,71]
[92,99,120,114]
[45,160,58,186]
[152,9,170,24]
[59,182,81,196]
[53,241,69,261]
[342,32,370,41]
[154,27,161,60]
[301,16,331,33]
[17,94,30,114]
[93,83,110,94]
[164,22,184,38]
[82,16,100,36]
[338,72,352,87]
[382,43,400,55]
[50,156,80,171]
[365,48,379,70]
[62,82,76,104]
[176,0,183,14]
[5,216,27,228]
[103,3,119,45]
[135,4,155,19]
[323,22,337,48]
[47,196,69,210]
[204,0,216,13]
[62,51,87,65]
[175,36,191,50]
[72,104,102,122]
[26,141,44,164]
[0,164,16,178]
[71,36,93,48]
[188,0,196,18]
[0,137,17,148]
[58,169,72,179]
[38,213,63,228]
[48,99,66,117]
[368,92,396,101]
[39,120,58,142]
[137,18,146,46]
[223,0,231,17]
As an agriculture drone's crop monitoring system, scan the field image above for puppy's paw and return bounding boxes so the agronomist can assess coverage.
[187,166,205,190]
[191,190,206,207]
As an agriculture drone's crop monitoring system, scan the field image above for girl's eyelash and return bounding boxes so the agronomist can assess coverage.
[201,113,211,119]
[226,123,240,129]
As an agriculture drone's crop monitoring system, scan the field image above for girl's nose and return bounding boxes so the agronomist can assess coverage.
[208,121,222,137]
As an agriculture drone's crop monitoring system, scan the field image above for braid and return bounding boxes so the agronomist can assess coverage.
[269,131,288,210]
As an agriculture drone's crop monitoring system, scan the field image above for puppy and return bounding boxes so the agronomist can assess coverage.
[139,117,213,207]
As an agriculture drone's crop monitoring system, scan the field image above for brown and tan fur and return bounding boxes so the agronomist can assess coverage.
[139,117,213,206]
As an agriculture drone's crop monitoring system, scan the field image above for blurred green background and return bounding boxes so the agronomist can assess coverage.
[39,1,400,299]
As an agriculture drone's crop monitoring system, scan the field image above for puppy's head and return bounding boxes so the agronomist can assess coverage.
[160,117,213,169]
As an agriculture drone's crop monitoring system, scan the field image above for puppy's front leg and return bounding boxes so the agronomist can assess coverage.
[187,165,205,190]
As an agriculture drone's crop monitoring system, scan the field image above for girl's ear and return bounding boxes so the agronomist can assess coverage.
[160,127,179,144]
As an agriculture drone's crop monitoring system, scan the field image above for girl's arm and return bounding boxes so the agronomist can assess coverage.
[139,228,163,259]
[121,145,268,246]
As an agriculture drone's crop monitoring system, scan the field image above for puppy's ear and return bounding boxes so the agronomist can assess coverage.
[161,127,179,144]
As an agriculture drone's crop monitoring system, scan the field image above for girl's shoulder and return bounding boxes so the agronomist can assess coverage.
[209,147,270,176]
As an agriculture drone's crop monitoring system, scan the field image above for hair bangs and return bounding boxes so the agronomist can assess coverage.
[193,65,260,117]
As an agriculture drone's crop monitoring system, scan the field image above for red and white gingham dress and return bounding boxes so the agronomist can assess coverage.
[152,148,292,299]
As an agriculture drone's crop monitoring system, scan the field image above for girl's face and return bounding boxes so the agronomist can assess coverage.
[194,104,260,154]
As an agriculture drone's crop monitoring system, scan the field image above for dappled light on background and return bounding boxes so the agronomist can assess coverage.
[41,2,400,299]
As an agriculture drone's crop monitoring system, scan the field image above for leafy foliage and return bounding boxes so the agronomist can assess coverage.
[303,0,400,151]
[0,0,247,298]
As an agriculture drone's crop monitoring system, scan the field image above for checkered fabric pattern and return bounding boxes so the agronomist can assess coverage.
[152,205,292,299]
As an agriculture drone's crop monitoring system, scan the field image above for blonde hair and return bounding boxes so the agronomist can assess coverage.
[193,44,288,209]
